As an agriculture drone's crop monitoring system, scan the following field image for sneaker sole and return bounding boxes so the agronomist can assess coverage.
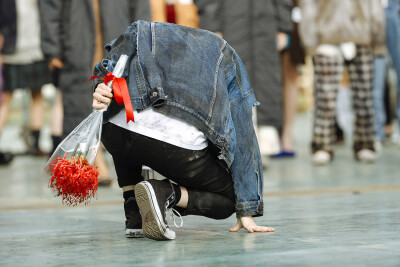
[125,228,144,238]
[135,182,175,241]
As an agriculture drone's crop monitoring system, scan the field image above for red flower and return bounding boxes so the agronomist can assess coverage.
[48,154,99,206]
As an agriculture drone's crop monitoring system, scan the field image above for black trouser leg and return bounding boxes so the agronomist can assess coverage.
[184,190,235,219]
[102,123,235,218]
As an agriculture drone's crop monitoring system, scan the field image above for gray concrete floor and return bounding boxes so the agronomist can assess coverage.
[1,111,400,267]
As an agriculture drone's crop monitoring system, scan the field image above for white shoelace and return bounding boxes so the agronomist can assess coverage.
[168,208,183,228]
[164,182,184,228]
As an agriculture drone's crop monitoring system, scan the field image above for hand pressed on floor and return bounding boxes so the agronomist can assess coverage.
[229,216,275,233]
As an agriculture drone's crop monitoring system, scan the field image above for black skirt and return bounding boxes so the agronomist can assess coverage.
[2,60,51,91]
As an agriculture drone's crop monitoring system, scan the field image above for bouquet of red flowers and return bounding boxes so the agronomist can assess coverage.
[46,55,130,206]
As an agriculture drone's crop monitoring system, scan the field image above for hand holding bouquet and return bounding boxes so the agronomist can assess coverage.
[46,55,130,206]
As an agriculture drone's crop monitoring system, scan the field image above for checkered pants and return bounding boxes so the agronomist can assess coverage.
[312,45,375,155]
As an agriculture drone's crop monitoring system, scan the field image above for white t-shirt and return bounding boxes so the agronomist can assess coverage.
[109,107,208,150]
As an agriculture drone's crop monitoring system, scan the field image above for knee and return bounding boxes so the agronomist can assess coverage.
[187,190,235,220]
[0,92,12,104]
[215,198,235,219]
[31,90,42,100]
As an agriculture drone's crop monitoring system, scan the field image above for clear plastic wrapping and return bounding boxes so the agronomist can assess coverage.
[46,55,128,205]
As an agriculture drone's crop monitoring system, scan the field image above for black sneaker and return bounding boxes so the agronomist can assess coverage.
[135,179,177,240]
[124,197,144,238]
[0,151,13,165]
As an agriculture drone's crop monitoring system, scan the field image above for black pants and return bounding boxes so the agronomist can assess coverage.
[102,123,235,219]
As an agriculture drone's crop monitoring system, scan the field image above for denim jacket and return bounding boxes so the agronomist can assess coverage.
[93,21,263,218]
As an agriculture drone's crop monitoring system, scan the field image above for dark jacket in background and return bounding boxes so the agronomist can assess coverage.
[0,0,17,54]
[39,0,150,136]
[196,0,292,129]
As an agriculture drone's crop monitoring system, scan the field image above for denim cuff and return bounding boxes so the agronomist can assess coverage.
[235,200,264,218]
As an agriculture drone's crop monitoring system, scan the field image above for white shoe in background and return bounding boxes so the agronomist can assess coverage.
[257,126,280,156]
[391,133,400,145]
[312,150,331,165]
[374,140,383,152]
[356,149,376,163]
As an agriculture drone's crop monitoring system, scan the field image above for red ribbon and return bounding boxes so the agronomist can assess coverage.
[90,72,134,123]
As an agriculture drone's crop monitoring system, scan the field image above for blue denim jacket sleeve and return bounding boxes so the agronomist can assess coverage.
[225,53,264,218]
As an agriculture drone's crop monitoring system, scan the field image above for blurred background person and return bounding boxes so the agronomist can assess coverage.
[383,66,398,141]
[0,25,12,165]
[0,30,3,101]
[384,0,400,144]
[0,0,52,163]
[39,0,150,186]
[271,0,305,158]
[373,0,400,149]
[150,0,199,28]
[47,65,63,156]
[196,0,293,167]
[299,0,385,165]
